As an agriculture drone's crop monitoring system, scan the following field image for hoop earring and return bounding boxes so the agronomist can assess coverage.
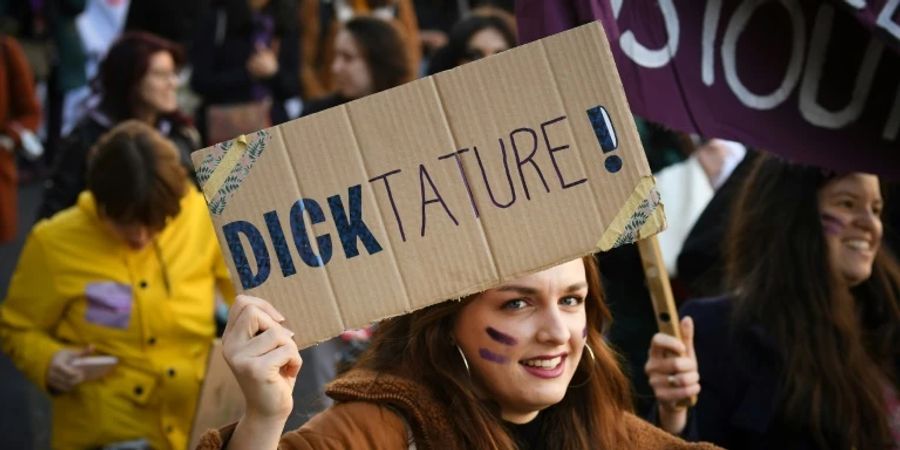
[585,343,595,364]
[455,345,471,377]
[569,343,596,389]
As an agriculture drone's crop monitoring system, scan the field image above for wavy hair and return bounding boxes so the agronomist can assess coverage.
[725,154,900,449]
[355,255,633,449]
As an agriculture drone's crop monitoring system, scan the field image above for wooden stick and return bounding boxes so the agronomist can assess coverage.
[636,235,697,407]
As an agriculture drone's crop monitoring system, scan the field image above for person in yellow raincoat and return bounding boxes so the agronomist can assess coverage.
[0,121,235,450]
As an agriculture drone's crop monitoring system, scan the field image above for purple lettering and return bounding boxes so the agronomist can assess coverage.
[486,326,517,346]
[541,116,587,189]
[368,169,406,242]
[438,148,479,218]
[419,164,459,237]
[473,144,516,208]
[478,348,509,364]
[510,127,550,201]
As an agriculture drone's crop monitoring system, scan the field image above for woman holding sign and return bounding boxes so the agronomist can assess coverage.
[646,155,900,449]
[198,257,719,449]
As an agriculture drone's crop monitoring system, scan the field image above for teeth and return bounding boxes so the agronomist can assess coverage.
[845,240,870,251]
[521,357,561,368]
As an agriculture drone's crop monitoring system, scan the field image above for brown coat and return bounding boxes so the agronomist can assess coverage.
[0,35,41,242]
[197,369,721,450]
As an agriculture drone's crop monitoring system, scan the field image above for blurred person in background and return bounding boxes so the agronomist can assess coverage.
[39,31,201,219]
[646,155,900,449]
[0,32,41,243]
[301,15,412,115]
[190,0,299,145]
[299,0,419,99]
[0,121,234,450]
[426,6,516,75]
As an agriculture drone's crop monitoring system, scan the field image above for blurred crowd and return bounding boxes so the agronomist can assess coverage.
[0,1,898,450]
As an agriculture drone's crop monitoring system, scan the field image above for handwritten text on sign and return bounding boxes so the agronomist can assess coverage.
[223,109,619,289]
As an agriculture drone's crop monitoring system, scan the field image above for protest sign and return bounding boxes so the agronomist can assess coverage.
[188,341,243,450]
[517,0,900,179]
[191,22,665,348]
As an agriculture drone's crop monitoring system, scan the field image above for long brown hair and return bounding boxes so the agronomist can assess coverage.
[725,155,900,449]
[354,255,633,449]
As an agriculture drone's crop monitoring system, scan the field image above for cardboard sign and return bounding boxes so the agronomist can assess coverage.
[188,341,243,450]
[517,0,900,179]
[191,22,665,348]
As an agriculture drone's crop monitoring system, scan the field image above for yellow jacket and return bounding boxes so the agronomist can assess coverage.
[0,186,235,450]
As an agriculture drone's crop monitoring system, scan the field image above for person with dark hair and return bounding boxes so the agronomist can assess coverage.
[197,258,720,450]
[298,0,420,100]
[38,31,201,220]
[646,155,900,449]
[0,121,234,450]
[426,7,516,75]
[300,16,412,116]
[190,0,299,144]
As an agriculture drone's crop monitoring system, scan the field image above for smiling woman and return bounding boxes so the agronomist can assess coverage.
[199,257,721,450]
[645,155,900,450]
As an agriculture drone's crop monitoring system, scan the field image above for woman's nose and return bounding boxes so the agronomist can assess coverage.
[852,207,881,232]
[536,307,570,345]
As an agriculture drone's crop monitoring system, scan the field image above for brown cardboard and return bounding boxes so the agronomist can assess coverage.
[188,341,243,450]
[191,21,666,349]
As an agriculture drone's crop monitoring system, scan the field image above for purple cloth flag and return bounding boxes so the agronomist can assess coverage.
[517,0,900,179]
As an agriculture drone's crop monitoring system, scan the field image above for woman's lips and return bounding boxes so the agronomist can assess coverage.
[519,354,567,379]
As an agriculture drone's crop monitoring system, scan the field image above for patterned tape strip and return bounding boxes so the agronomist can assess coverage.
[196,130,272,215]
[597,176,667,251]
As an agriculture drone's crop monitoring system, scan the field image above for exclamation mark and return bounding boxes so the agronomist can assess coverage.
[586,105,622,173]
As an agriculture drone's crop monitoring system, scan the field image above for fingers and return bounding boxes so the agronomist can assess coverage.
[648,370,701,404]
[645,351,696,376]
[227,295,286,326]
[681,316,695,358]
[225,296,286,343]
[242,323,295,358]
[648,332,686,359]
[49,363,85,392]
[260,342,302,380]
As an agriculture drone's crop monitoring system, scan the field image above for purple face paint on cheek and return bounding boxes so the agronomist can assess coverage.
[821,213,846,236]
[479,348,508,364]
[582,327,587,339]
[485,326,517,346]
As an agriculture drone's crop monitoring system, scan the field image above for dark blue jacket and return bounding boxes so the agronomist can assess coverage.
[672,296,900,450]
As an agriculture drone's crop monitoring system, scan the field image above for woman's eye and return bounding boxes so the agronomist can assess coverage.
[559,296,584,307]
[502,299,528,310]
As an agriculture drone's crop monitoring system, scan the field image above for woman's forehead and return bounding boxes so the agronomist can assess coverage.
[495,259,586,289]
[822,173,881,199]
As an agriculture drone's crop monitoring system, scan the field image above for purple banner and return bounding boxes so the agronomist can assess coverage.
[517,0,900,179]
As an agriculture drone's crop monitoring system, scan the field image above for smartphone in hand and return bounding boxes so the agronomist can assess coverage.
[72,355,118,381]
